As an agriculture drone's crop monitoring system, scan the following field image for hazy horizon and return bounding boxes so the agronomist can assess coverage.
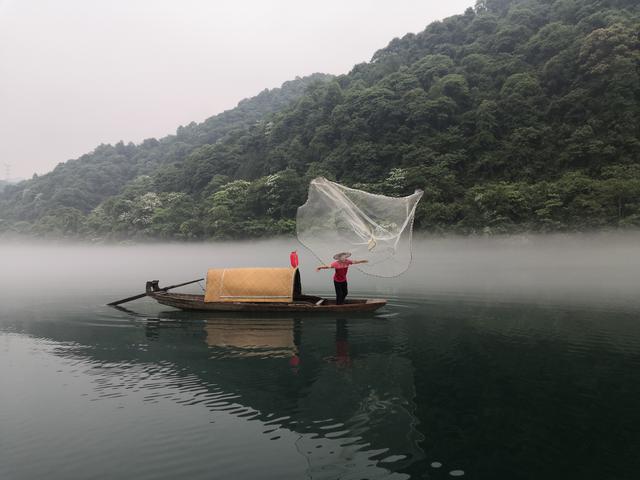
[3,232,640,310]
[0,0,474,180]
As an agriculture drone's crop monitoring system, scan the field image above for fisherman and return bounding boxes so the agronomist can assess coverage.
[316,252,368,305]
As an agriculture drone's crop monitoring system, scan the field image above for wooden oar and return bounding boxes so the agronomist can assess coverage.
[108,278,204,306]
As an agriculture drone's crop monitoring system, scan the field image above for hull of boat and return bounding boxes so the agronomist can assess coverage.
[148,292,386,313]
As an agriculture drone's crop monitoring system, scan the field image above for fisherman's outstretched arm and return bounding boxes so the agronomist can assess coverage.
[316,260,368,271]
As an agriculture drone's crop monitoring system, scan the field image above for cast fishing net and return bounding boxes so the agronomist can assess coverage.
[296,177,423,277]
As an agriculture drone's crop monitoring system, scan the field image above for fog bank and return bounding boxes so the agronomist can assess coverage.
[1,233,639,308]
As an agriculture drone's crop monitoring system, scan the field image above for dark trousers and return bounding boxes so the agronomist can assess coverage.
[334,281,348,305]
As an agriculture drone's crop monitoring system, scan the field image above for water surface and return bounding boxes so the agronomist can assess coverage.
[2,237,640,479]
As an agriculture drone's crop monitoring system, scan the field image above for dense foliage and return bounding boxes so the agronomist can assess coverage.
[0,73,331,237]
[1,0,639,240]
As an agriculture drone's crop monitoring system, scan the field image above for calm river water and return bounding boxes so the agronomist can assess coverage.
[2,236,640,479]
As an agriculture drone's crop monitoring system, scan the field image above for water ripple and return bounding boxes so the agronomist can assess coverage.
[3,293,640,479]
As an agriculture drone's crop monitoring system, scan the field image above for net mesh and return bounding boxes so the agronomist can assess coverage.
[296,177,423,277]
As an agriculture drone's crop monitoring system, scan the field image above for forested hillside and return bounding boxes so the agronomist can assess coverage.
[0,73,332,236]
[1,0,639,240]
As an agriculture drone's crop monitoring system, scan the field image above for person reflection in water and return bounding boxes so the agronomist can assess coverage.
[334,319,351,367]
[316,252,368,305]
[323,319,352,367]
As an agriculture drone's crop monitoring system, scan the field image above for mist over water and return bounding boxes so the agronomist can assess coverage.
[2,234,640,479]
[2,232,639,309]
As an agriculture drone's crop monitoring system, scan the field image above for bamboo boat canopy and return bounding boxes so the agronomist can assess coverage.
[204,267,301,303]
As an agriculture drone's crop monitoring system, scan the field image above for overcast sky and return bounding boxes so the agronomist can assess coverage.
[0,0,474,179]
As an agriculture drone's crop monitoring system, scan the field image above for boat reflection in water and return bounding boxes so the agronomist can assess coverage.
[204,318,299,357]
[141,312,424,478]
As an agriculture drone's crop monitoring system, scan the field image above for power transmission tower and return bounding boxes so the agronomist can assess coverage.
[3,163,10,182]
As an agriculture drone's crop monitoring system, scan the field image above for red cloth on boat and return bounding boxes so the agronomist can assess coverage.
[331,259,353,282]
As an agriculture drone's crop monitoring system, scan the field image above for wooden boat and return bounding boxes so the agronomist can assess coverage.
[147,290,386,312]
[145,267,386,313]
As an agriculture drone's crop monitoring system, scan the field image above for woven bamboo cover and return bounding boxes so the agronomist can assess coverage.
[204,268,296,303]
